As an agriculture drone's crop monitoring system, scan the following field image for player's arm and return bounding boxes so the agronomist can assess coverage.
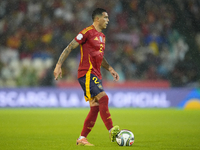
[101,57,119,81]
[54,39,79,80]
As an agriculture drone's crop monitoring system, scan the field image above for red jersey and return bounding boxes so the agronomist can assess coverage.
[75,25,105,79]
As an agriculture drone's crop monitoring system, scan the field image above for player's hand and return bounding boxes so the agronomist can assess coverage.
[54,64,62,80]
[109,68,119,81]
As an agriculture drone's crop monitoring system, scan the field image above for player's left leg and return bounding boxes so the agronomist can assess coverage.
[95,92,120,142]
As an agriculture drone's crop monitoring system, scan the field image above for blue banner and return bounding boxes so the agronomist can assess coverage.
[0,88,200,108]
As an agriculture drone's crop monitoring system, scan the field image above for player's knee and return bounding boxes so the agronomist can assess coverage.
[98,95,109,105]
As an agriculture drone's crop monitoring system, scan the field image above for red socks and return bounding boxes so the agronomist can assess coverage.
[98,95,113,130]
[81,106,99,137]
[80,95,113,137]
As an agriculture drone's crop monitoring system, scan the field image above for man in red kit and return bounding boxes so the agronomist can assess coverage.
[54,8,120,146]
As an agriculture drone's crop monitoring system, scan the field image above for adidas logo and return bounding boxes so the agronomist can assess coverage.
[94,37,98,41]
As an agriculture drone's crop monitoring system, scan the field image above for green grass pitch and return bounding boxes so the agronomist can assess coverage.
[0,108,200,150]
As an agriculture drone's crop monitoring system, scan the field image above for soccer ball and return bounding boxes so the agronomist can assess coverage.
[116,129,134,146]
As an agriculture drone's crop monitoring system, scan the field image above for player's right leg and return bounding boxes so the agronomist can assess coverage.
[76,99,99,146]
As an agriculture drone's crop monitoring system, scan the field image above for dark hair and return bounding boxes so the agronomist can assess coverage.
[92,8,107,21]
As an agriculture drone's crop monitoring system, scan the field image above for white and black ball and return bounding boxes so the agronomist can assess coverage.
[116,129,134,146]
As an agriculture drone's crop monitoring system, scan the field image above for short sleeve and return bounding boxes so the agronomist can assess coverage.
[75,31,88,44]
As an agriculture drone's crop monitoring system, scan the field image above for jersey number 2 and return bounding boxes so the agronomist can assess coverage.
[99,44,103,52]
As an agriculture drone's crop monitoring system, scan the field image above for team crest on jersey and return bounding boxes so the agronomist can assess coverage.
[99,36,103,42]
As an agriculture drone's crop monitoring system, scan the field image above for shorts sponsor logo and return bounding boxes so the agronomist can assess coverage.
[97,84,103,90]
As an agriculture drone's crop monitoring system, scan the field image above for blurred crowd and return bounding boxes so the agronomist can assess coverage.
[0,0,200,87]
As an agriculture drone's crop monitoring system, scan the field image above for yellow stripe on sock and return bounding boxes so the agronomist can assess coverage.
[87,127,92,130]
[107,116,111,119]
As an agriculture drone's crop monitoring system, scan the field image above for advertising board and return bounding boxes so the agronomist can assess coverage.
[1,88,200,108]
